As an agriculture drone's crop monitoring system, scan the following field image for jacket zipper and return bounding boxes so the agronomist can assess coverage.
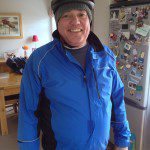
[65,51,94,134]
[83,73,93,134]
[66,58,93,131]
[92,67,100,99]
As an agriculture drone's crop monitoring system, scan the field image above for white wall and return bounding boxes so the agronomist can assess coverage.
[0,0,112,58]
[0,0,51,57]
[94,0,110,45]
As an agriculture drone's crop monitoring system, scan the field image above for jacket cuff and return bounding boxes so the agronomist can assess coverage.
[115,139,130,148]
[18,139,40,150]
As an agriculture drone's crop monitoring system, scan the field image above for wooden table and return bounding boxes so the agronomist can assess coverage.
[0,73,22,135]
[0,58,12,73]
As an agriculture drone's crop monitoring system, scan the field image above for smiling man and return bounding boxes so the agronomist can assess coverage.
[57,8,90,48]
[18,0,131,150]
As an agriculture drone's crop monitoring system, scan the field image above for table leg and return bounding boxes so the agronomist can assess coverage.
[0,90,8,135]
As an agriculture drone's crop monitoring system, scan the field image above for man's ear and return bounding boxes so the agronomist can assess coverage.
[90,21,93,31]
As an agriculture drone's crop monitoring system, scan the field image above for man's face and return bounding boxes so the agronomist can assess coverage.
[58,10,90,48]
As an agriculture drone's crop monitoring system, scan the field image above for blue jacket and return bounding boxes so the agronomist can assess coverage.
[18,31,130,150]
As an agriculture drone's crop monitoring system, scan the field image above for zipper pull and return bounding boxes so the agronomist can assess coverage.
[97,92,100,99]
[83,75,86,82]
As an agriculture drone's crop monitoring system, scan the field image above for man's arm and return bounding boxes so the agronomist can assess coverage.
[18,53,42,150]
[111,67,131,148]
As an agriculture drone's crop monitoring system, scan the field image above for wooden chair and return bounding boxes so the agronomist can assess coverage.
[5,94,19,117]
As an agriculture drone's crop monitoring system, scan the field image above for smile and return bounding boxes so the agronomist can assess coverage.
[70,29,82,32]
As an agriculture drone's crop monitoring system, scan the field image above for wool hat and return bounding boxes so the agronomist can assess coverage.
[51,0,95,24]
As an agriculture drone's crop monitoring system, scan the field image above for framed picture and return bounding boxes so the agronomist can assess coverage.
[0,13,23,39]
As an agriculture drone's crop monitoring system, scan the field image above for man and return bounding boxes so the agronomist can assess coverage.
[18,0,131,150]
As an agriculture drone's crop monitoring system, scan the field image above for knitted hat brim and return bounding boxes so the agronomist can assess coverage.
[55,3,92,24]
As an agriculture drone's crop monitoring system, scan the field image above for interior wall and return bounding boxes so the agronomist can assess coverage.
[0,0,112,57]
[94,0,110,45]
[0,0,51,57]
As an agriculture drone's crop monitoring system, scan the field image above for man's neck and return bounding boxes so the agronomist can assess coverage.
[63,42,87,50]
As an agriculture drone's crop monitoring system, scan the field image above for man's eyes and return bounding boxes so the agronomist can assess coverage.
[62,14,70,18]
[78,13,87,18]
[61,13,88,19]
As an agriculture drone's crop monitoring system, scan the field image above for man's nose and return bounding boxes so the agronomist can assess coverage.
[71,15,80,24]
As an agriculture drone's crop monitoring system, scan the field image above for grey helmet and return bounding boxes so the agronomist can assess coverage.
[51,0,95,14]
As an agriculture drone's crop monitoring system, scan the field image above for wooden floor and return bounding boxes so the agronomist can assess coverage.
[0,116,19,150]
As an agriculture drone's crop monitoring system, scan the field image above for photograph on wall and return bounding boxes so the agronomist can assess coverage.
[0,13,23,39]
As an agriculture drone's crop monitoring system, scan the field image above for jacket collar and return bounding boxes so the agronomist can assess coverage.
[52,30,104,52]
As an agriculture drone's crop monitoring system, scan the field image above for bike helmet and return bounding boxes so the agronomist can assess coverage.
[51,0,95,14]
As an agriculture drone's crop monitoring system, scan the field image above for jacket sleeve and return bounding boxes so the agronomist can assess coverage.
[18,53,42,150]
[111,66,131,148]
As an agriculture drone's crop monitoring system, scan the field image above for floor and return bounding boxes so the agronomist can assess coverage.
[0,116,19,150]
[0,116,114,150]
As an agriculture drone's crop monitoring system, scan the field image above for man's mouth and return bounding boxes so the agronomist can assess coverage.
[69,29,82,32]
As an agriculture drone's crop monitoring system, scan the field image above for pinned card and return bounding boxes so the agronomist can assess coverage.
[124,8,131,14]
[122,32,130,39]
[110,33,117,41]
[136,72,143,79]
[135,24,150,37]
[136,86,143,91]
[124,53,129,59]
[120,54,124,59]
[124,43,131,50]
[119,65,124,70]
[110,10,119,20]
[128,18,134,23]
[110,21,120,33]
[122,24,129,30]
[133,49,138,56]
[130,68,137,76]
[130,89,135,96]
[140,52,145,58]
[138,58,144,63]
[119,8,126,23]
[130,25,136,31]
[136,93,142,101]
[138,64,144,71]
[128,81,137,90]
[130,75,140,84]
[126,64,131,69]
